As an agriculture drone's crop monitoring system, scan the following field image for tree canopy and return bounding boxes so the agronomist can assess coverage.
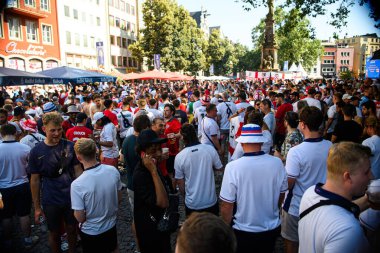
[238,0,379,29]
[251,7,323,71]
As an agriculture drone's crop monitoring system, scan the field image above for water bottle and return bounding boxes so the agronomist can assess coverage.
[39,216,47,232]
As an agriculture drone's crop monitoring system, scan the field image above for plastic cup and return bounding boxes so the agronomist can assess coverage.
[367,179,380,204]
[162,147,169,154]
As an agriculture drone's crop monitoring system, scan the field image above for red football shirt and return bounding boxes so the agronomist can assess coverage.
[275,103,293,135]
[66,126,93,142]
[164,118,181,156]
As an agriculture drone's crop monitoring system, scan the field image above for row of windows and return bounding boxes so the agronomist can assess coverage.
[324,52,335,56]
[111,55,136,67]
[340,67,349,72]
[340,52,350,57]
[322,68,335,72]
[109,15,135,32]
[24,0,50,12]
[341,60,350,65]
[66,31,96,49]
[64,6,101,26]
[109,0,135,15]
[110,35,134,48]
[323,60,334,64]
[0,57,58,71]
[4,16,53,44]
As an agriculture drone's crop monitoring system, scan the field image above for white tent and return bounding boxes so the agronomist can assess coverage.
[297,63,308,77]
[288,63,298,72]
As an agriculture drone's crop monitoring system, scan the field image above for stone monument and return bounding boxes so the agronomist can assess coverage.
[261,0,279,71]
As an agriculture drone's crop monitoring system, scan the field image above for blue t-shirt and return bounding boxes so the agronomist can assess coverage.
[29,139,79,206]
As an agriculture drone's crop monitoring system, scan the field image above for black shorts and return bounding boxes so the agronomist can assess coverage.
[0,183,32,219]
[185,202,219,217]
[80,225,118,253]
[43,205,77,231]
[167,155,176,175]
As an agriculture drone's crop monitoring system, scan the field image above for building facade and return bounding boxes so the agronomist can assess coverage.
[56,0,111,70]
[0,0,61,72]
[108,0,139,73]
[336,43,354,76]
[321,41,336,78]
[337,33,380,77]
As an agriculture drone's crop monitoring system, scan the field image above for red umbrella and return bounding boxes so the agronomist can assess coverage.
[137,70,173,80]
[122,72,141,80]
[168,73,193,81]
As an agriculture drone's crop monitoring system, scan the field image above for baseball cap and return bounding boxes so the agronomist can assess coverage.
[342,94,352,100]
[92,112,104,125]
[137,129,167,148]
[43,102,57,113]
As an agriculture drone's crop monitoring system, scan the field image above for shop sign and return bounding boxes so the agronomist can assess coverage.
[5,42,47,56]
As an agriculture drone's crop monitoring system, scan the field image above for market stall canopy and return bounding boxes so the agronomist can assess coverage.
[37,66,116,84]
[122,72,142,80]
[137,69,173,80]
[166,72,193,81]
[0,67,52,86]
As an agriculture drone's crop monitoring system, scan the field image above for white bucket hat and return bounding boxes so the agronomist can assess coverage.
[236,124,267,143]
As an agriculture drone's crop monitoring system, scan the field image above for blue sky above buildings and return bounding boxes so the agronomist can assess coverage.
[177,0,379,48]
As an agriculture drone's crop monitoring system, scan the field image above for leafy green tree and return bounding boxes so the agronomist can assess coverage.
[234,46,262,73]
[186,27,208,75]
[237,0,379,29]
[206,30,226,71]
[339,69,354,80]
[251,7,323,71]
[129,0,208,72]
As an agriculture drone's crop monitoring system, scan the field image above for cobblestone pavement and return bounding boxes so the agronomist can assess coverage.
[1,171,284,253]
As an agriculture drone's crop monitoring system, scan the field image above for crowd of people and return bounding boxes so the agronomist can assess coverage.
[0,76,379,253]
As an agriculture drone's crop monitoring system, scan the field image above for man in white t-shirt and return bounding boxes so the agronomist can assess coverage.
[302,88,322,110]
[147,98,163,119]
[0,124,39,250]
[193,96,209,137]
[71,138,121,253]
[298,142,371,253]
[217,92,237,135]
[324,93,341,141]
[0,108,23,143]
[260,99,275,136]
[362,116,380,179]
[117,99,133,144]
[220,124,287,252]
[200,103,222,155]
[235,92,250,117]
[282,106,332,253]
[175,124,223,216]
[93,112,119,168]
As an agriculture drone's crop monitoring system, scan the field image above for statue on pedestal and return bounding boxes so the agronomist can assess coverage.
[261,0,278,71]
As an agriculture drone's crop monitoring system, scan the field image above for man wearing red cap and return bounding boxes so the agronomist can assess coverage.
[19,119,46,149]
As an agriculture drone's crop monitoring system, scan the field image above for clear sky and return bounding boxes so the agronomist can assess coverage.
[176,0,379,48]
